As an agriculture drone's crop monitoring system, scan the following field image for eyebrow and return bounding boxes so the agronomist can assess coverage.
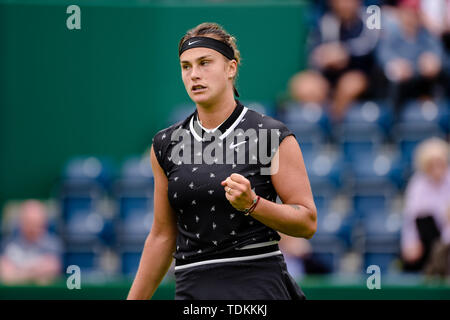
[180,55,213,64]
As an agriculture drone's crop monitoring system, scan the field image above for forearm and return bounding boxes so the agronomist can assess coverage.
[127,233,175,300]
[249,197,317,239]
[0,258,27,283]
[30,256,61,281]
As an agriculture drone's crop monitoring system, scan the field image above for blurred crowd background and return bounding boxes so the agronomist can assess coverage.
[1,0,449,286]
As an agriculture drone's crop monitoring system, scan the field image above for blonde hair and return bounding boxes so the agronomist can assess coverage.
[414,137,450,173]
[179,22,241,84]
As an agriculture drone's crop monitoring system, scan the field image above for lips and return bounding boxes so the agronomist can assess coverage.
[191,84,207,92]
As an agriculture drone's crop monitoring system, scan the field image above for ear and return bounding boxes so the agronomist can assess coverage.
[227,59,238,79]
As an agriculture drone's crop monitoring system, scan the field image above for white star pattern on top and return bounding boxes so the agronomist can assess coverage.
[152,103,293,263]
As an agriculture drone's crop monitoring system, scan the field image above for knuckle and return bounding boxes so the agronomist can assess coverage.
[231,173,240,180]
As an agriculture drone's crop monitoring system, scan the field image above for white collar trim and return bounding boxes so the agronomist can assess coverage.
[189,106,248,142]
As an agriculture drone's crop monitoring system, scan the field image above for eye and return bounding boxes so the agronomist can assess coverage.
[182,64,190,70]
[200,60,209,66]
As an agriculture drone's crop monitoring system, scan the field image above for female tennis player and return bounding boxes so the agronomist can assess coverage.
[127,22,317,300]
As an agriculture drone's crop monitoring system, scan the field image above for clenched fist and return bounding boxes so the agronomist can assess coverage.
[221,173,257,212]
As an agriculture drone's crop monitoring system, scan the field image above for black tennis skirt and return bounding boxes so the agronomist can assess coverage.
[174,253,306,300]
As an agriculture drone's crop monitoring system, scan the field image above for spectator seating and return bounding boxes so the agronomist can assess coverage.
[279,101,332,159]
[393,99,448,167]
[112,156,154,276]
[59,156,114,275]
[52,97,449,278]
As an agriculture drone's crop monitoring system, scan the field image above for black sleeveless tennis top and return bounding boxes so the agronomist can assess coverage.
[152,100,295,269]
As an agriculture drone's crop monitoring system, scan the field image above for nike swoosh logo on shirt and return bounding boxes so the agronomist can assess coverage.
[229,141,247,149]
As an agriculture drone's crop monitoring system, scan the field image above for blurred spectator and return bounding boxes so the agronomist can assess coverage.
[420,0,450,37]
[289,0,379,121]
[419,0,450,97]
[288,70,330,104]
[0,200,62,284]
[401,138,450,272]
[279,233,308,279]
[279,233,330,278]
[424,233,450,277]
[376,0,444,115]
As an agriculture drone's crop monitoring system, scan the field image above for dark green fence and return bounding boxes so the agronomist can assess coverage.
[0,0,309,211]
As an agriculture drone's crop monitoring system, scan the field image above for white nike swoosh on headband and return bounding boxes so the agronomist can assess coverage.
[229,141,247,149]
[188,40,200,45]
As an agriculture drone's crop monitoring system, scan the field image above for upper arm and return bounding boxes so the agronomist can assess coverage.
[149,144,177,239]
[270,135,316,213]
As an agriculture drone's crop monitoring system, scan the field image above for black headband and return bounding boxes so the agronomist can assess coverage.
[179,36,235,60]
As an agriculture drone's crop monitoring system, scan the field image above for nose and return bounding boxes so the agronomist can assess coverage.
[190,65,201,81]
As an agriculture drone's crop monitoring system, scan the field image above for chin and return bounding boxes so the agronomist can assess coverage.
[191,93,213,105]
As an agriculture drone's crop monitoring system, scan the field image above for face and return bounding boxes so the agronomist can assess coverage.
[330,0,360,21]
[425,157,448,184]
[20,203,47,242]
[398,7,420,32]
[180,46,236,106]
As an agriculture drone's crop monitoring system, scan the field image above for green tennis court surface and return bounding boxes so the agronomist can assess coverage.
[1,275,449,300]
